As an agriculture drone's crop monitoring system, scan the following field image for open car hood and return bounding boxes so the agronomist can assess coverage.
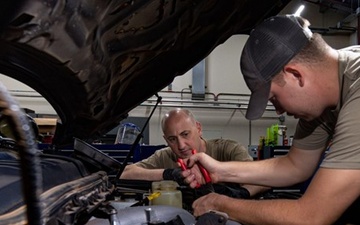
[0,0,290,146]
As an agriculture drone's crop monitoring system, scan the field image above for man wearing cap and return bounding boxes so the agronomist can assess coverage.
[182,14,360,224]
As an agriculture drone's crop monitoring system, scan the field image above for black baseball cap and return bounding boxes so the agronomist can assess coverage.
[240,15,313,120]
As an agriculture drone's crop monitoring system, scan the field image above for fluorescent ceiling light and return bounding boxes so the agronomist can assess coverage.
[294,4,305,16]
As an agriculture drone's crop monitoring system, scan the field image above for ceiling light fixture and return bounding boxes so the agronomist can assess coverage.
[294,4,305,16]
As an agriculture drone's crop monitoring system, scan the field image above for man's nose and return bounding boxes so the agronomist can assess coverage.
[177,138,186,149]
[271,100,284,115]
[270,98,284,115]
[276,107,285,115]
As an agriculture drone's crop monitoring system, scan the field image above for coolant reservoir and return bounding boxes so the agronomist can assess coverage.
[151,181,182,208]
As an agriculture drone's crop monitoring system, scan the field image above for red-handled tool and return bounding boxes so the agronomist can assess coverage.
[191,149,212,184]
[177,149,213,192]
[178,157,202,188]
[178,158,187,171]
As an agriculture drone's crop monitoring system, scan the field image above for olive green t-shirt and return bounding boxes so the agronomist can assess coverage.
[134,139,253,169]
[293,47,360,169]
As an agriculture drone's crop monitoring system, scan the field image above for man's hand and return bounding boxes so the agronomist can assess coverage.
[192,192,227,217]
[182,152,221,188]
[163,168,184,184]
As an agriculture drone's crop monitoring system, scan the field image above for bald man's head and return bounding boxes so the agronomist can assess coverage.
[161,108,196,133]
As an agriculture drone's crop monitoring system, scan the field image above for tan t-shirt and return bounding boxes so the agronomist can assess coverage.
[134,139,253,169]
[293,46,360,169]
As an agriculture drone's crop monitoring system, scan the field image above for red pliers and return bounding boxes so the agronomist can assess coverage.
[177,149,213,191]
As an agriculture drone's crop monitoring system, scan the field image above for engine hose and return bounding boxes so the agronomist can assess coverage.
[0,82,43,225]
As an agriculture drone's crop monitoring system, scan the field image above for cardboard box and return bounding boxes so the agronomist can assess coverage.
[34,118,57,134]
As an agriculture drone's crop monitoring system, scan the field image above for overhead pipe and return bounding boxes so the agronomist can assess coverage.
[140,102,249,110]
[7,88,277,115]
[143,97,276,112]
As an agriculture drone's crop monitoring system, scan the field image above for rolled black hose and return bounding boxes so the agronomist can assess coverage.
[0,82,43,225]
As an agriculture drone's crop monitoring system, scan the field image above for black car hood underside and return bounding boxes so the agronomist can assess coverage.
[0,0,290,146]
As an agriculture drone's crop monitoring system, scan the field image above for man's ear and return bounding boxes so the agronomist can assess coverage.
[196,121,202,135]
[283,65,304,87]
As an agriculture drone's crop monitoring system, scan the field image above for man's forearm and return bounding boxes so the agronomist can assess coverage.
[120,164,164,181]
[219,156,313,187]
[241,184,270,197]
[216,195,311,225]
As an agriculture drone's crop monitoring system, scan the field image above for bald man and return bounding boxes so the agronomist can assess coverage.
[120,108,267,198]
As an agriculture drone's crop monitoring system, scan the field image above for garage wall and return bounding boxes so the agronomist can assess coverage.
[0,0,357,147]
